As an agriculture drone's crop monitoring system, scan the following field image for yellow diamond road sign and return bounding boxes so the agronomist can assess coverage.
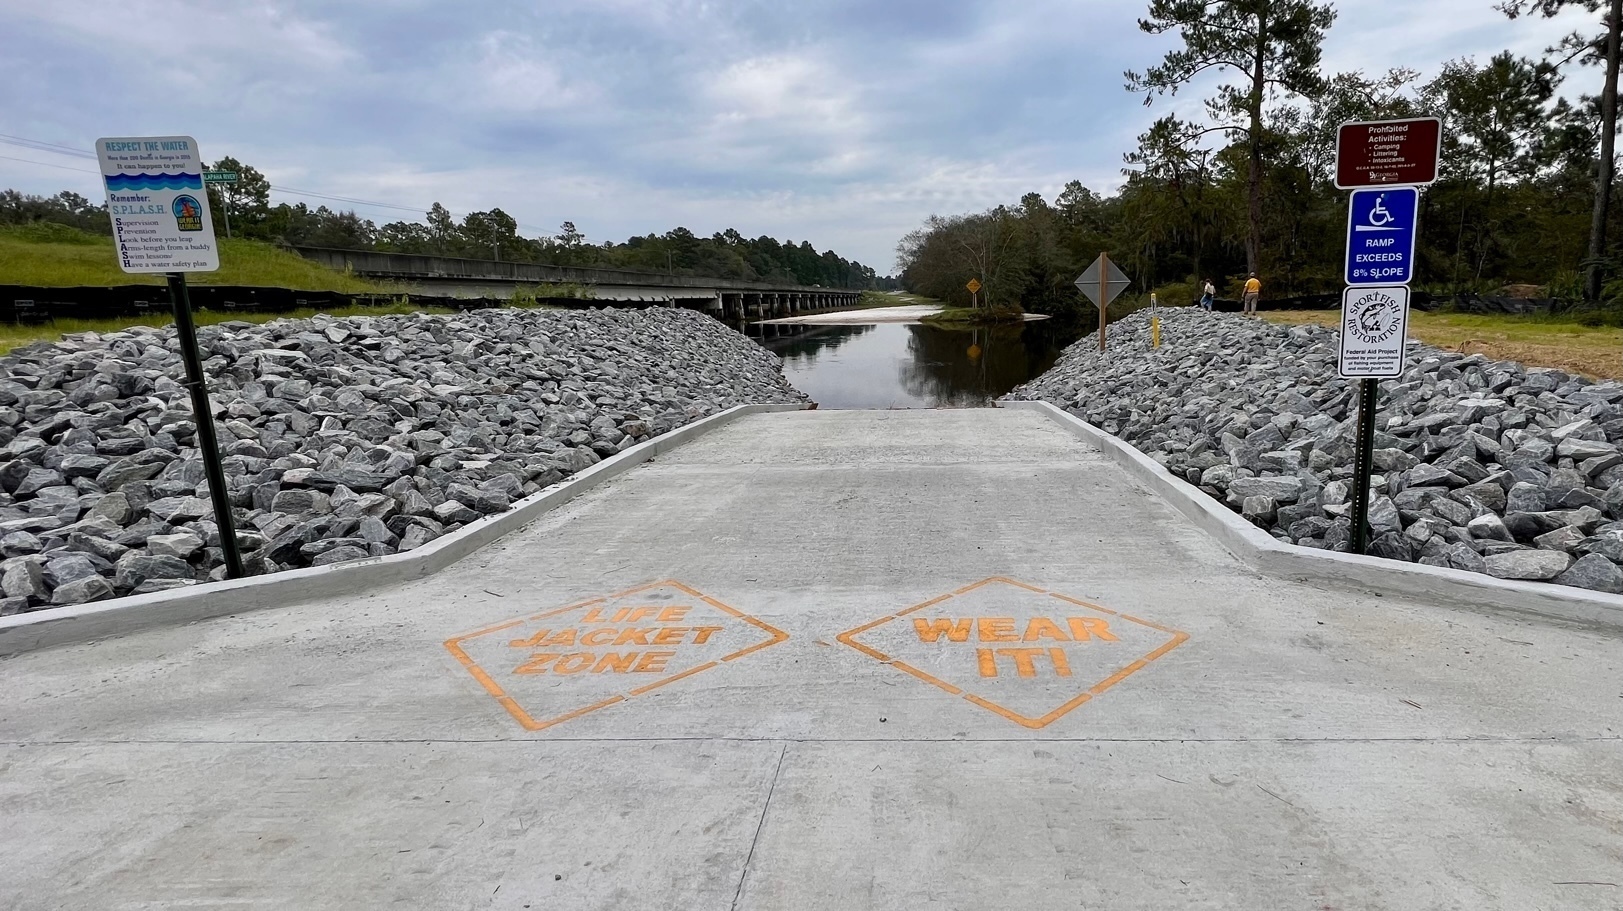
[838,577,1187,729]
[965,278,982,294]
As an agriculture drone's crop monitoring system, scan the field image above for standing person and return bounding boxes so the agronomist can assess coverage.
[1199,278,1215,311]
[1242,272,1261,315]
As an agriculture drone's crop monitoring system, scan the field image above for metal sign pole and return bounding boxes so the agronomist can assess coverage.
[1098,251,1109,352]
[1349,378,1379,554]
[167,272,244,578]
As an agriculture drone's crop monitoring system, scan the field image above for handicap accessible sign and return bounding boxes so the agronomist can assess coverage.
[1345,187,1418,286]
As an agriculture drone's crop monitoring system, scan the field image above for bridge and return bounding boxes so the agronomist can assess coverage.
[293,246,865,319]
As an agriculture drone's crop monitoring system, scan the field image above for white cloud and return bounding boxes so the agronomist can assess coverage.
[0,0,1607,269]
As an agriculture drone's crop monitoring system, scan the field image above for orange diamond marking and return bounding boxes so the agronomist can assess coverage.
[837,577,1188,729]
[445,580,788,732]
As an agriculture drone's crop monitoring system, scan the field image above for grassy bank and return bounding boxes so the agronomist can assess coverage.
[0,223,387,292]
[860,290,937,308]
[0,301,478,354]
[1263,309,1623,380]
[921,304,1027,327]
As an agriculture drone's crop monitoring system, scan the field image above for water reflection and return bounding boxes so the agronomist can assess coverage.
[746,319,1082,409]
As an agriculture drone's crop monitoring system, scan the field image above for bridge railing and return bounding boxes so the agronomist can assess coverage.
[291,246,852,295]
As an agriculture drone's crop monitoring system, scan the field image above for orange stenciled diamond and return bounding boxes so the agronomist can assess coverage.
[837,577,1187,729]
[446,580,787,732]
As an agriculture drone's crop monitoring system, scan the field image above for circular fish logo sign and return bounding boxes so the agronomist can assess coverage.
[172,194,204,232]
[1347,290,1403,345]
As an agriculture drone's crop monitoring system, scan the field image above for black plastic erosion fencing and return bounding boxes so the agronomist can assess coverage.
[0,284,519,324]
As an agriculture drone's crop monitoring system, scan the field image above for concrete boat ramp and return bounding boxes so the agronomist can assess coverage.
[2,409,1621,910]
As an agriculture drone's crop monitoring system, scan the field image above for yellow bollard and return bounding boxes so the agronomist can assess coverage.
[1151,316,1161,348]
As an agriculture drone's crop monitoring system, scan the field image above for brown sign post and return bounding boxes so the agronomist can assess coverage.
[1075,254,1132,352]
[1335,117,1442,189]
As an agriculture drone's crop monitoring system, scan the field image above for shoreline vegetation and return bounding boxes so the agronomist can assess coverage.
[920,304,1029,327]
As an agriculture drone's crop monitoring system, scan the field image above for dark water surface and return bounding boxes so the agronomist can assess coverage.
[746,319,1083,409]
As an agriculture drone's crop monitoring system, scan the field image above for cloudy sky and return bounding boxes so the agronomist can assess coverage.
[0,0,1590,272]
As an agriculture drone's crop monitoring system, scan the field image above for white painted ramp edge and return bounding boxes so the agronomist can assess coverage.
[1004,399,1623,632]
[0,402,809,657]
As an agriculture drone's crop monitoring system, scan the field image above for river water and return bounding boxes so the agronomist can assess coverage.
[745,317,1083,409]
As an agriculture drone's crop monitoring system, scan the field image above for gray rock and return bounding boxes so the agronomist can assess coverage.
[1503,511,1568,540]
[271,489,332,516]
[432,500,480,525]
[1556,437,1618,460]
[147,532,204,560]
[113,554,196,591]
[312,545,370,566]
[1533,525,1587,554]
[1403,464,1463,488]
[1443,543,1487,574]
[1553,552,1623,593]
[1368,496,1402,533]
[1467,513,1514,542]
[14,468,65,497]
[50,575,114,605]
[1506,482,1547,513]
[44,552,102,587]
[1484,548,1573,581]
[2,560,46,601]
[1240,495,1277,527]
[1372,448,1418,471]
[87,491,133,525]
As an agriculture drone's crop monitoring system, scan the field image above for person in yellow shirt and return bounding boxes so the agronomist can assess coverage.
[1242,272,1261,315]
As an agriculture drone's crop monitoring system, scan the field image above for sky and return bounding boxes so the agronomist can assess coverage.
[0,0,1592,273]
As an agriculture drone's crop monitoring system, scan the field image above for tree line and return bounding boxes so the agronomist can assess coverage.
[1,164,890,291]
[898,0,1623,316]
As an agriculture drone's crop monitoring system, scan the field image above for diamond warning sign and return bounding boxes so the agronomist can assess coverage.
[837,577,1187,729]
[445,580,787,732]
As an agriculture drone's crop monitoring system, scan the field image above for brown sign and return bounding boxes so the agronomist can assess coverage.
[1335,117,1442,189]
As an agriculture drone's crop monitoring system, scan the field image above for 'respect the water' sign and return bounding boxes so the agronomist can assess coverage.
[96,136,219,274]
[1345,187,1418,286]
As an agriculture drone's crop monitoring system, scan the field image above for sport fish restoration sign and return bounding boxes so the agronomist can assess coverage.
[96,136,219,273]
[1338,286,1411,379]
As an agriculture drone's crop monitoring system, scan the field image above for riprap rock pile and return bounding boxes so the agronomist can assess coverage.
[0,306,805,611]
[1006,308,1623,594]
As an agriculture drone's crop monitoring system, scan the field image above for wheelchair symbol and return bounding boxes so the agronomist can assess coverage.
[1355,193,1402,232]
[1368,195,1393,226]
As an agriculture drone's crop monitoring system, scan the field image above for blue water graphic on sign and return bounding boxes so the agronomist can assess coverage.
[1345,187,1418,285]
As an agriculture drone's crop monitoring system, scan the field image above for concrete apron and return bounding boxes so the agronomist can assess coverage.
[1,409,1619,910]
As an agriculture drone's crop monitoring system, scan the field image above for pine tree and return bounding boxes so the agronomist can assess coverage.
[1127,0,1336,276]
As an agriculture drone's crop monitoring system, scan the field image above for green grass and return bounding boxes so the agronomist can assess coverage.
[920,304,1027,327]
[0,302,475,354]
[0,223,388,292]
[861,290,937,308]
[1263,309,1623,380]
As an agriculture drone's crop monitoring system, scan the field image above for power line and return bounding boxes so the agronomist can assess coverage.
[0,153,97,175]
[0,134,95,159]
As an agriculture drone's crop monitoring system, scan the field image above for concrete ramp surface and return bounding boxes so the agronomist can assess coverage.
[2,410,1620,910]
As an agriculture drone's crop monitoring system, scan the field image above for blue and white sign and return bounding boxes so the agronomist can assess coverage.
[96,135,219,274]
[1345,187,1418,286]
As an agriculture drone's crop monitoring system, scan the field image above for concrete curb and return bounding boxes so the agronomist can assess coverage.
[1004,399,1623,632]
[0,402,808,657]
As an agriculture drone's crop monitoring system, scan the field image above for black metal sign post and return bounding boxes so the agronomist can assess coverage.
[167,271,244,578]
[1349,378,1379,554]
[1336,117,1439,557]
